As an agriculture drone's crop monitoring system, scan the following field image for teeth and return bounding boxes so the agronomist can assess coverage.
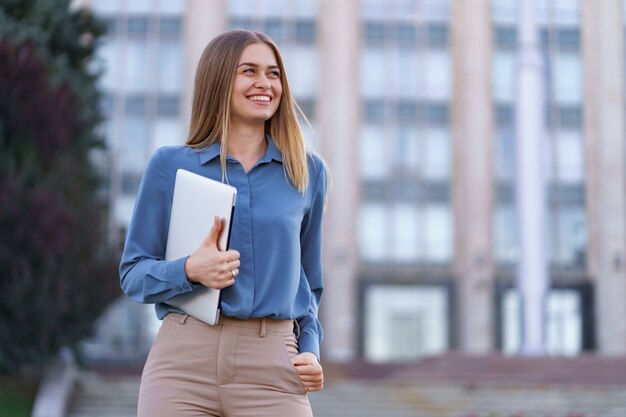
[249,96,271,102]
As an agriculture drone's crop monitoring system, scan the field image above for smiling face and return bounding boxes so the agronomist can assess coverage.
[229,42,283,129]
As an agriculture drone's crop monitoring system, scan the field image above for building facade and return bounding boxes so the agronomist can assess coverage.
[79,0,626,362]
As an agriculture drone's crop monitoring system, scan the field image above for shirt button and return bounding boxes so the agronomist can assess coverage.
[183,283,190,290]
[175,285,182,292]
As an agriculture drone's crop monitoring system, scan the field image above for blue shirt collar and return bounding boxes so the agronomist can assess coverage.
[198,134,283,165]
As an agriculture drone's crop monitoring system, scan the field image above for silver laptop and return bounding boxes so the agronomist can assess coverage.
[164,169,237,325]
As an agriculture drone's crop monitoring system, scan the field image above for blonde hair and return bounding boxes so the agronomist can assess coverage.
[186,30,311,193]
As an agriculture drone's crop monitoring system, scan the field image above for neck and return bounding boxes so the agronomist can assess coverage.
[227,123,267,162]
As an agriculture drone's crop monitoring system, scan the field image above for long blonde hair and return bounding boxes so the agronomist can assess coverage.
[186,30,310,193]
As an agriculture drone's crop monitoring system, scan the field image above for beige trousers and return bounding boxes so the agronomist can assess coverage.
[138,313,313,417]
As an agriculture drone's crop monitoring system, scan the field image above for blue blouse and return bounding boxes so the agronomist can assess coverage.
[119,137,327,358]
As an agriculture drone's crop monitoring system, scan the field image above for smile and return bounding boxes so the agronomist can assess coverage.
[248,95,272,102]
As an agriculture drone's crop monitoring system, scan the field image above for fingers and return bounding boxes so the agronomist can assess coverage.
[294,363,324,392]
[203,216,222,248]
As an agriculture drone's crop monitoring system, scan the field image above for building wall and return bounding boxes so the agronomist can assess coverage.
[84,0,626,361]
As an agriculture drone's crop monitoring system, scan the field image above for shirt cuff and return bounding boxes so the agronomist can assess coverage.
[168,256,201,294]
[298,333,320,361]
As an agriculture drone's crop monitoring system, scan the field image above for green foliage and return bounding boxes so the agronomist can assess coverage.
[0,0,119,371]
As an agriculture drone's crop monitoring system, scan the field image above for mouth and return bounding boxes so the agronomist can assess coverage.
[247,95,272,104]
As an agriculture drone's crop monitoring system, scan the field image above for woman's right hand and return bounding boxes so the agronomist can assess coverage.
[184,216,240,289]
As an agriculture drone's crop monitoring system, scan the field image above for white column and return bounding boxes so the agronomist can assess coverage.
[181,0,228,140]
[451,0,495,352]
[317,0,360,361]
[515,0,547,355]
[582,0,626,355]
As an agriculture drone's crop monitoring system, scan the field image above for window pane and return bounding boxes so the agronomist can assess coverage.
[158,40,182,94]
[546,289,582,356]
[551,205,586,266]
[394,50,418,98]
[393,204,419,261]
[152,118,182,151]
[425,204,453,262]
[358,203,387,261]
[493,50,515,103]
[494,204,518,263]
[551,53,581,104]
[360,125,390,179]
[361,48,387,97]
[365,285,449,362]
[283,46,317,97]
[125,40,148,93]
[395,126,419,174]
[121,117,148,170]
[424,127,450,180]
[424,50,451,100]
[95,40,118,92]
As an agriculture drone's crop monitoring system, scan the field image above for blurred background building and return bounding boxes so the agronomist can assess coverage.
[74,0,626,364]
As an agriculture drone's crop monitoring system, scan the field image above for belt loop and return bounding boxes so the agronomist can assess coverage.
[179,314,189,324]
[293,319,300,338]
[260,318,267,338]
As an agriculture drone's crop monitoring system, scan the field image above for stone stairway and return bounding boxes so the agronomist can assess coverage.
[65,369,626,417]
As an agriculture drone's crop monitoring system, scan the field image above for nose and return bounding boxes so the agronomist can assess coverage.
[254,74,271,89]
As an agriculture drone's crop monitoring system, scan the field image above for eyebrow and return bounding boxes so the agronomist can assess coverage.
[237,62,280,70]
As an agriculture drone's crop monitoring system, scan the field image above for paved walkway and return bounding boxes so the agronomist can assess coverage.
[65,354,626,417]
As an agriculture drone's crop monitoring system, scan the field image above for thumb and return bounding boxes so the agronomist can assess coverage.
[203,216,222,248]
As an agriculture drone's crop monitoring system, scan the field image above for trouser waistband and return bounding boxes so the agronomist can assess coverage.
[167,312,297,338]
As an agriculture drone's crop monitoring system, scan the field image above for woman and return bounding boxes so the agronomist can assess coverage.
[119,30,327,417]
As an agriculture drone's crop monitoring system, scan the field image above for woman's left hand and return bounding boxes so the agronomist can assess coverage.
[291,352,324,392]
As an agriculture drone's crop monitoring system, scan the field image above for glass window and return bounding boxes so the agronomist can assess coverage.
[282,47,317,97]
[549,205,586,267]
[494,204,519,264]
[545,130,584,184]
[424,50,451,100]
[546,289,582,356]
[358,203,387,261]
[492,0,516,25]
[125,40,149,93]
[92,0,121,14]
[394,50,418,98]
[550,53,581,104]
[395,126,419,174]
[361,48,387,97]
[495,128,516,180]
[365,285,449,361]
[157,0,186,14]
[95,40,118,92]
[393,204,419,261]
[152,118,182,151]
[502,288,583,356]
[127,0,153,14]
[160,17,182,34]
[158,40,182,94]
[537,0,579,26]
[295,0,318,18]
[121,117,148,177]
[360,125,390,180]
[425,204,453,262]
[424,128,450,181]
[493,50,515,103]
[127,16,149,33]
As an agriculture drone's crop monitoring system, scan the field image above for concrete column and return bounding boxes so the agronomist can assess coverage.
[451,0,495,352]
[181,0,227,140]
[582,0,626,355]
[317,0,360,361]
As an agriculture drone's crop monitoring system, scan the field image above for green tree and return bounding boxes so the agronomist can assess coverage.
[0,0,119,371]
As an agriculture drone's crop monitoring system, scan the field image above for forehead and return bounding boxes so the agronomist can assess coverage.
[238,42,278,65]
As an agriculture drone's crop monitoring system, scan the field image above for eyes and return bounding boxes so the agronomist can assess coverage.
[241,67,281,79]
